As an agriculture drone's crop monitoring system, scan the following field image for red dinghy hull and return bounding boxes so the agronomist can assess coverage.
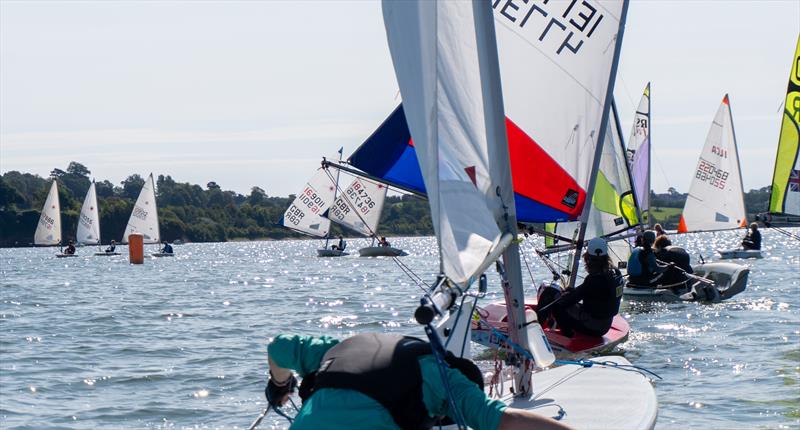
[471,300,629,358]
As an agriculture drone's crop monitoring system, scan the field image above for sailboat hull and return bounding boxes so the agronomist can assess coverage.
[55,254,78,258]
[93,252,121,256]
[472,301,629,358]
[151,253,175,257]
[624,262,749,301]
[317,249,349,257]
[358,246,407,257]
[717,248,763,259]
[477,356,658,430]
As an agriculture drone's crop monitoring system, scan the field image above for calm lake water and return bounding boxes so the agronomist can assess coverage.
[1,229,798,429]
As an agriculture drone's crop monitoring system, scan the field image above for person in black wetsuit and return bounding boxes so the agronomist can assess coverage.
[105,240,116,253]
[64,240,76,255]
[160,241,173,254]
[538,238,623,337]
[653,235,692,286]
[741,223,762,250]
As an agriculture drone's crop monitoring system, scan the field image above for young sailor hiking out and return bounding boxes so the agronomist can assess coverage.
[264,333,573,430]
[537,238,623,338]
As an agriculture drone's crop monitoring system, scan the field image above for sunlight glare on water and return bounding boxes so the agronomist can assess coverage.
[0,230,798,429]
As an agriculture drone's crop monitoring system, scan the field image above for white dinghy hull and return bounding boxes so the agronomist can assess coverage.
[317,249,349,257]
[624,262,749,302]
[717,248,763,259]
[443,356,658,430]
[358,246,407,257]
[93,252,121,256]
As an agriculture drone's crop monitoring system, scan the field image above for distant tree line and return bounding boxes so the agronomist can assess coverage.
[0,162,434,247]
[0,162,772,247]
[648,186,771,228]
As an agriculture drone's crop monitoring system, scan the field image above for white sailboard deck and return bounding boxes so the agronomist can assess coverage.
[497,356,658,430]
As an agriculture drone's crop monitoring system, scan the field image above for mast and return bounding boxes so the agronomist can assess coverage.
[726,95,749,226]
[568,0,630,290]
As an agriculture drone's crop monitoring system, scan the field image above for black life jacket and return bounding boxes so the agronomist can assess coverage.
[299,333,438,430]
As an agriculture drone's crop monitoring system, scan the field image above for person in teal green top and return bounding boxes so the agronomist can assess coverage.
[266,333,573,430]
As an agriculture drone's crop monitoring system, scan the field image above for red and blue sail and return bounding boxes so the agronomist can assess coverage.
[349,105,586,223]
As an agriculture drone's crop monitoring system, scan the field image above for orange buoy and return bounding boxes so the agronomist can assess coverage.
[128,233,144,264]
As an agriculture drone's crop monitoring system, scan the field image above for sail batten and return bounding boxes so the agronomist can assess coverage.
[678,95,747,233]
[34,181,61,246]
[768,35,800,217]
[77,182,101,245]
[124,173,160,244]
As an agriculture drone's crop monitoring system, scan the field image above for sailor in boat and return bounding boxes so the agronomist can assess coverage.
[105,240,117,253]
[265,333,573,430]
[741,223,762,251]
[652,235,692,286]
[64,240,76,255]
[331,235,347,252]
[626,230,670,288]
[378,236,391,248]
[160,240,174,254]
[536,238,623,338]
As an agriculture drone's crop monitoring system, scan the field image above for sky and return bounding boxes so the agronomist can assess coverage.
[1,0,798,197]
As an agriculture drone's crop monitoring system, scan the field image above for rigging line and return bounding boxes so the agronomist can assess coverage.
[247,405,271,430]
[617,74,638,114]
[519,240,539,291]
[649,144,673,191]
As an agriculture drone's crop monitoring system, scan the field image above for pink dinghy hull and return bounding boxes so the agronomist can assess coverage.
[471,301,629,358]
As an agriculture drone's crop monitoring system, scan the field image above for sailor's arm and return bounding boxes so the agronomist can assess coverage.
[498,408,574,430]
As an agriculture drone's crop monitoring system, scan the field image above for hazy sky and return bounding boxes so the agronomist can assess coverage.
[1,1,798,197]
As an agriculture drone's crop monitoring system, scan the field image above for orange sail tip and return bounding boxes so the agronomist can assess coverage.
[677,215,688,233]
[740,218,747,228]
[722,94,729,105]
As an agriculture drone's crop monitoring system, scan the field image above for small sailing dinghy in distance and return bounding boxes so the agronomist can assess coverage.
[382,0,658,427]
[280,165,347,257]
[35,181,76,258]
[74,181,119,257]
[325,176,407,257]
[122,173,168,257]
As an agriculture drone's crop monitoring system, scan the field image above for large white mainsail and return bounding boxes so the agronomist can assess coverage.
[382,0,513,286]
[628,83,651,220]
[678,95,747,233]
[326,177,387,237]
[280,167,337,238]
[124,173,160,243]
[768,35,800,217]
[34,180,62,246]
[77,181,101,245]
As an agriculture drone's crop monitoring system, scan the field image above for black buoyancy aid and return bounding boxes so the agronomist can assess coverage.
[305,333,437,430]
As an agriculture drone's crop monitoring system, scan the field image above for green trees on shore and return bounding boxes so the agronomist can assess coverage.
[0,162,433,247]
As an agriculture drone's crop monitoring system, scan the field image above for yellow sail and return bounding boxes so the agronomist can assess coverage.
[769,34,800,216]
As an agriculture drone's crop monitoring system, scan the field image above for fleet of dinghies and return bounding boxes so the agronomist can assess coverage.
[34,172,173,258]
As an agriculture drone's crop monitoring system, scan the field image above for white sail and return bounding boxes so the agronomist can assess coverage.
[493,0,627,223]
[383,0,513,285]
[124,173,160,243]
[34,180,61,246]
[627,83,651,216]
[327,177,387,237]
[679,95,747,233]
[281,167,337,238]
[77,181,101,245]
[551,102,639,243]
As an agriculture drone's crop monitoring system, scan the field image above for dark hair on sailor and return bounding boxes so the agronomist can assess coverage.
[582,253,612,274]
[653,235,671,250]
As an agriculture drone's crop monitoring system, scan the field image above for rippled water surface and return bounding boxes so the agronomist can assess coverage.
[1,230,798,429]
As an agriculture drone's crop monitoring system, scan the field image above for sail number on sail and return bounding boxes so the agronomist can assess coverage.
[695,158,730,190]
[329,179,377,221]
[132,206,149,221]
[493,0,606,55]
[79,213,94,229]
[39,214,55,230]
